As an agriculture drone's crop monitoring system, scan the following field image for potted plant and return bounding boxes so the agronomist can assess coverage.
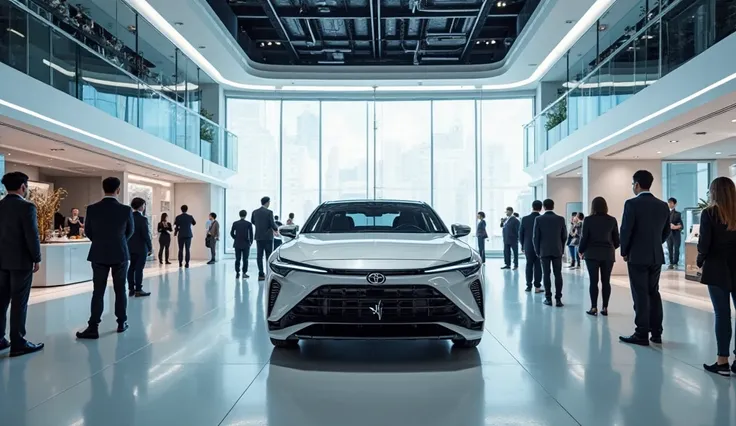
[28,187,67,243]
[544,98,567,131]
[200,108,216,143]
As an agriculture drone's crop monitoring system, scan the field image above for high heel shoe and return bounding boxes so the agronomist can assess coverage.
[586,307,598,316]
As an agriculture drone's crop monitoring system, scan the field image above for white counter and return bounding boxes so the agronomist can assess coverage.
[34,241,93,287]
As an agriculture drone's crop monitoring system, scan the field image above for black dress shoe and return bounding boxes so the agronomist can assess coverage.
[236,272,240,279]
[500,266,511,270]
[0,338,10,351]
[207,260,215,265]
[128,290,135,297]
[704,362,730,376]
[244,273,250,279]
[556,299,564,307]
[524,285,532,292]
[731,360,736,374]
[76,327,99,340]
[543,298,552,306]
[135,290,151,297]
[619,334,649,346]
[185,263,190,268]
[179,263,183,268]
[650,335,662,344]
[117,322,129,333]
[9,341,44,357]
[165,261,172,265]
[258,274,265,281]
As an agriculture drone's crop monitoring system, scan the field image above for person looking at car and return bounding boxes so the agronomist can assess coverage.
[252,196,278,281]
[476,211,488,263]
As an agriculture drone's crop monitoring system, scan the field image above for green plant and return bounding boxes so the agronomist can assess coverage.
[697,195,709,211]
[200,108,215,143]
[544,98,567,131]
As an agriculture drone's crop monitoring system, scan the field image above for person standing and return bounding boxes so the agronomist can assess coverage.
[65,207,84,237]
[533,199,568,307]
[619,170,670,346]
[207,213,220,264]
[174,205,196,268]
[127,197,152,297]
[252,196,278,281]
[500,207,520,270]
[273,215,284,251]
[286,213,295,226]
[566,212,577,266]
[697,177,736,375]
[520,200,543,293]
[0,172,44,357]
[567,213,582,269]
[666,197,683,269]
[231,210,254,279]
[157,213,172,265]
[579,197,620,316]
[476,211,488,263]
[77,177,134,339]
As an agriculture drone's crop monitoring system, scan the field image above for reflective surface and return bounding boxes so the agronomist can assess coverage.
[2,259,735,426]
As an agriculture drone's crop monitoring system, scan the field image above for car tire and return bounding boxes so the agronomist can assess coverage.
[270,338,299,349]
[452,338,481,348]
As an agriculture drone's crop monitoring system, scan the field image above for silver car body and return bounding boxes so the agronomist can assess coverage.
[265,200,485,343]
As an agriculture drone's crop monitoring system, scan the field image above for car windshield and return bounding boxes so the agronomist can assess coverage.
[301,202,448,234]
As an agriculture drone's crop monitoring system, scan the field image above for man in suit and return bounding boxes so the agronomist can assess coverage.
[533,199,568,307]
[0,172,44,357]
[252,196,278,281]
[127,197,152,297]
[619,170,671,346]
[207,212,220,264]
[666,197,683,269]
[500,207,520,270]
[77,177,134,339]
[231,210,254,279]
[174,204,196,268]
[520,200,543,293]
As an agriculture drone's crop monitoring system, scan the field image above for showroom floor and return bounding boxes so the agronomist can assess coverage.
[2,259,735,426]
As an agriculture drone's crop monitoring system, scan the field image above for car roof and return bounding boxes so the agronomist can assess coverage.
[321,199,428,206]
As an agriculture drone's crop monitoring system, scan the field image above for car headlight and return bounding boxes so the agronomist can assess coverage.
[424,258,481,277]
[269,257,328,277]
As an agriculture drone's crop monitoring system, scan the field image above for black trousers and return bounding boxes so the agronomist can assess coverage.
[235,247,250,273]
[127,253,146,292]
[628,263,664,337]
[541,256,563,300]
[586,259,613,309]
[256,240,273,275]
[0,269,33,345]
[524,251,542,288]
[273,239,282,250]
[158,236,170,262]
[88,262,128,327]
[177,237,192,265]
[503,243,519,267]
[477,237,486,263]
[667,233,681,265]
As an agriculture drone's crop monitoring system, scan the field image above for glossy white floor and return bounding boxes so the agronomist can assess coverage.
[1,259,735,426]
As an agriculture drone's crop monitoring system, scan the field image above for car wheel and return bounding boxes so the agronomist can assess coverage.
[452,338,481,348]
[270,337,299,349]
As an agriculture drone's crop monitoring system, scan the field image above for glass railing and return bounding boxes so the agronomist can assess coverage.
[0,0,238,170]
[524,0,736,163]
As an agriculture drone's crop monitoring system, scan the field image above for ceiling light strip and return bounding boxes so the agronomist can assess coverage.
[126,0,615,92]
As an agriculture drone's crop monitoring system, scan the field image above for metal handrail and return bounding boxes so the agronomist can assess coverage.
[524,0,685,128]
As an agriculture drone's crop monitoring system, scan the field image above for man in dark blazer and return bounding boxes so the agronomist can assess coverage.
[500,207,520,270]
[231,209,254,279]
[174,204,196,268]
[77,177,135,339]
[127,197,152,297]
[619,170,671,346]
[666,197,683,269]
[520,200,543,293]
[252,196,278,280]
[0,172,44,357]
[533,199,568,306]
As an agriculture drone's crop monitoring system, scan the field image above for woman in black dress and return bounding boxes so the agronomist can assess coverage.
[578,197,619,316]
[65,208,84,237]
[157,213,173,264]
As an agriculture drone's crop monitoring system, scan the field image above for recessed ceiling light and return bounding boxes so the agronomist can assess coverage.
[485,41,490,45]
[475,40,480,45]
[656,151,662,154]
[633,156,640,159]
[565,20,575,24]
[669,140,678,143]
[275,41,281,45]
[267,42,272,46]
[576,172,581,175]
[491,39,496,45]
[731,119,736,123]
[716,152,722,155]
[695,131,707,135]
[198,46,206,49]
[174,22,183,26]
[50,148,65,152]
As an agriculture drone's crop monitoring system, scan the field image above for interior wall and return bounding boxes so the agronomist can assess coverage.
[546,177,582,215]
[173,183,222,261]
[48,176,104,215]
[715,159,735,178]
[584,158,663,275]
[5,162,41,181]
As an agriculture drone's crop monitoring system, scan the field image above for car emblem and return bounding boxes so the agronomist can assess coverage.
[369,300,383,320]
[366,272,386,285]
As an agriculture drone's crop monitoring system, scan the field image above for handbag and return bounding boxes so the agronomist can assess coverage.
[205,235,211,248]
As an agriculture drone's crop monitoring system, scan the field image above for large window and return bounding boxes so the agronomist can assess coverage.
[225,97,533,253]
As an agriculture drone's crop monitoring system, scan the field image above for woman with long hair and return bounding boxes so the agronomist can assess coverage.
[699,177,736,376]
[579,197,619,316]
[157,213,173,265]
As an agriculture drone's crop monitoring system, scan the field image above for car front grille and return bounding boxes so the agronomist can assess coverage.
[269,285,483,332]
[268,281,281,316]
[469,280,483,317]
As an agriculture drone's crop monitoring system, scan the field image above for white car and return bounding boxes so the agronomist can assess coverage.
[265,200,485,348]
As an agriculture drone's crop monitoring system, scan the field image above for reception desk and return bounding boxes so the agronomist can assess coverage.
[34,241,93,287]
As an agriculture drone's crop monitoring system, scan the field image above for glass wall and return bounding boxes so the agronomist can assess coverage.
[224,97,533,252]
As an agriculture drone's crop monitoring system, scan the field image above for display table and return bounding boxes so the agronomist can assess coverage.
[34,241,93,287]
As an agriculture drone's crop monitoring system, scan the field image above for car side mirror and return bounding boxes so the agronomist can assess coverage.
[451,224,471,238]
[279,224,298,239]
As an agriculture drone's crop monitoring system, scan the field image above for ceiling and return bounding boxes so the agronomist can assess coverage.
[225,0,537,67]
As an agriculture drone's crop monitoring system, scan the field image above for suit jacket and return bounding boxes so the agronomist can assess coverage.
[579,213,620,262]
[668,209,683,240]
[697,207,736,291]
[0,194,42,271]
[519,212,540,252]
[533,211,567,258]
[128,211,152,255]
[85,197,134,265]
[174,213,197,239]
[501,216,520,245]
[252,206,278,241]
[230,219,254,249]
[208,220,220,240]
[476,219,488,239]
[620,192,670,265]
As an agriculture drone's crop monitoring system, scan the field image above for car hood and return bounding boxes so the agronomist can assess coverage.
[277,233,472,270]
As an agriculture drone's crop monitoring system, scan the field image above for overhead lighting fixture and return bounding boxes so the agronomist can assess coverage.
[127,25,136,32]
[491,39,496,45]
[259,42,265,47]
[198,45,206,49]
[485,41,490,45]
[731,119,736,122]
[275,41,281,45]
[669,140,678,143]
[497,1,507,7]
[6,28,25,38]
[173,22,183,26]
[716,152,722,155]
[476,40,481,45]
[633,156,640,159]
[695,131,707,135]
[576,172,581,175]
[50,148,65,152]
[128,174,171,187]
[656,151,662,154]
